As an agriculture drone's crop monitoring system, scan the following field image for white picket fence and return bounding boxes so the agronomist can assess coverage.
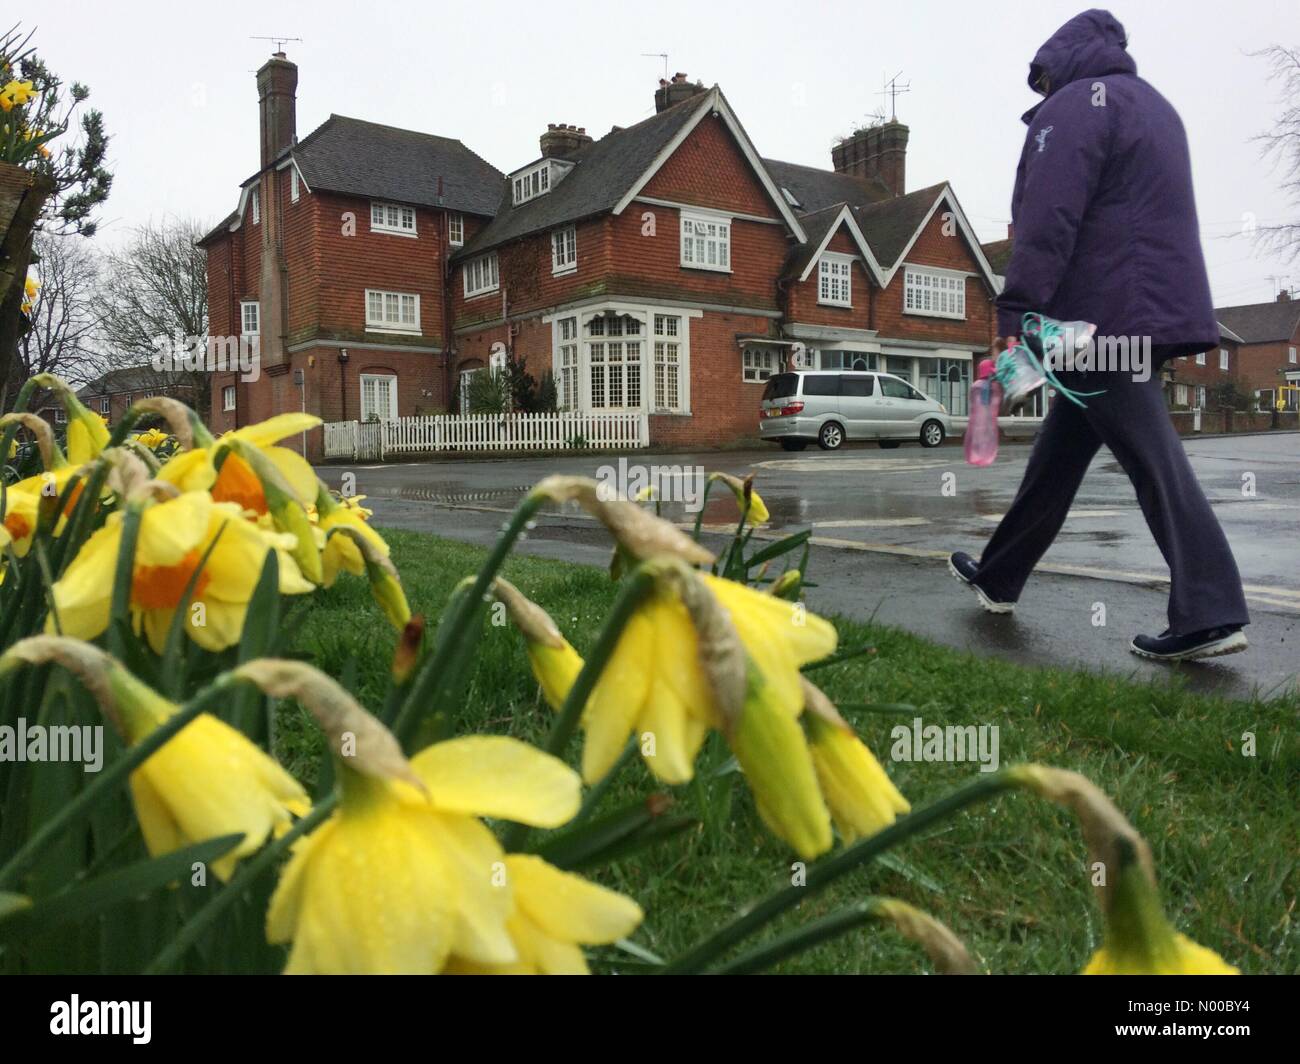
[322,411,649,461]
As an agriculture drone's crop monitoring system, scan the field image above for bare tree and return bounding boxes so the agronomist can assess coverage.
[96,217,210,415]
[11,231,102,397]
[1254,45,1300,262]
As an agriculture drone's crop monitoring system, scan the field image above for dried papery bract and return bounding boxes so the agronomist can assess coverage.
[0,412,58,470]
[327,524,410,629]
[233,658,423,790]
[533,474,715,566]
[1007,764,1154,908]
[656,559,746,732]
[130,396,203,450]
[492,577,565,649]
[0,635,123,734]
[873,899,979,975]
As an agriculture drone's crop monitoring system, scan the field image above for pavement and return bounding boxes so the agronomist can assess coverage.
[316,432,1300,700]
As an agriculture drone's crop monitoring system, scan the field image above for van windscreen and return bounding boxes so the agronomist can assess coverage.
[762,374,799,401]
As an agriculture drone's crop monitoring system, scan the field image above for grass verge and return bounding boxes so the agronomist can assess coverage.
[283,529,1299,974]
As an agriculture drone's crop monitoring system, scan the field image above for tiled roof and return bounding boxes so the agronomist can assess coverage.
[289,115,505,217]
[1214,299,1300,345]
[981,237,1014,275]
[454,93,705,259]
[763,159,892,213]
[75,366,194,397]
[851,183,949,269]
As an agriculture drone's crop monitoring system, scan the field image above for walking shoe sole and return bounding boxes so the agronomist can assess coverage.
[947,558,1015,615]
[1128,630,1248,662]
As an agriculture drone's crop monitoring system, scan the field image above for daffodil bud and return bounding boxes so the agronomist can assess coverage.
[30,373,109,464]
[492,577,583,711]
[872,899,979,975]
[392,615,425,685]
[533,474,715,566]
[769,569,802,600]
[709,471,770,524]
[233,658,422,791]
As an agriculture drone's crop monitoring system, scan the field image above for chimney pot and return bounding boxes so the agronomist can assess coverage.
[539,122,593,158]
[256,53,298,169]
[655,74,707,113]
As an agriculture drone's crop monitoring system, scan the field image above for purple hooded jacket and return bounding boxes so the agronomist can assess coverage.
[995,9,1219,361]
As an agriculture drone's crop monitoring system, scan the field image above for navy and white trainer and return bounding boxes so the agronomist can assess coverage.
[947,552,1015,615]
[1130,626,1247,662]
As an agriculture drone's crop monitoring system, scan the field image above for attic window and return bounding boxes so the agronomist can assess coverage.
[781,187,801,208]
[903,265,966,320]
[290,168,300,202]
[251,187,260,225]
[513,162,554,206]
[818,254,852,307]
[371,201,417,236]
[448,212,464,246]
[680,211,731,273]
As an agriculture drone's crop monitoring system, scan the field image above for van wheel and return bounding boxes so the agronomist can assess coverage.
[878,439,902,449]
[780,439,808,452]
[818,422,845,450]
[920,420,946,448]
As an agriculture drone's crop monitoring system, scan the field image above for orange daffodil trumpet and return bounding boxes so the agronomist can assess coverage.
[236,660,642,974]
[49,467,312,652]
[0,637,309,882]
[0,413,83,558]
[1007,765,1239,975]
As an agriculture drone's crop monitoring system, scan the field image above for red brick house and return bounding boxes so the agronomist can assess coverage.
[1214,292,1300,413]
[203,57,1002,457]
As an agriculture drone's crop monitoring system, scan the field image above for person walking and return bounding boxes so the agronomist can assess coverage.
[949,8,1250,661]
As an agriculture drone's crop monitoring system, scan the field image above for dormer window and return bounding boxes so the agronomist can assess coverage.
[251,186,260,225]
[371,201,417,236]
[510,159,573,206]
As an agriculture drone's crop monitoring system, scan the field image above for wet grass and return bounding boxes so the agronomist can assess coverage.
[284,529,1299,975]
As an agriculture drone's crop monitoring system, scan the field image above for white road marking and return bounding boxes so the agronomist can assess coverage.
[814,518,931,528]
[756,458,951,473]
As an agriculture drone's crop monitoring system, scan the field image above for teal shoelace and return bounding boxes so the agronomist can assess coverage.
[995,313,1106,409]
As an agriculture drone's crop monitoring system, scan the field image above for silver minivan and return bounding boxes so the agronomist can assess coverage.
[758,371,951,451]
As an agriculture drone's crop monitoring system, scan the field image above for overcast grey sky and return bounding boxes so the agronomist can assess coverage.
[37,0,1298,307]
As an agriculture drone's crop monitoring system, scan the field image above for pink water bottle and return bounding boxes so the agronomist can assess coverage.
[964,360,1001,467]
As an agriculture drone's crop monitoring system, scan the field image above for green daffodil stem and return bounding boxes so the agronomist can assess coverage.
[107,502,143,659]
[392,491,549,747]
[662,771,1013,974]
[713,899,887,975]
[501,566,657,852]
[691,478,716,542]
[0,672,240,891]
[143,794,339,974]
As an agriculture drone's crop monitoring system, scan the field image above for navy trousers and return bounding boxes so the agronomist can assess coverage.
[975,370,1250,636]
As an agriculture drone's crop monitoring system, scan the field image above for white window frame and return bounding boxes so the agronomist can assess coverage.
[817,253,853,308]
[359,373,398,422]
[250,186,260,225]
[370,201,418,237]
[903,265,967,320]
[223,385,236,411]
[99,397,110,415]
[241,300,260,337]
[742,346,781,383]
[448,212,464,247]
[54,407,67,424]
[463,253,499,298]
[1290,346,1297,365]
[512,162,553,206]
[586,315,644,412]
[652,314,685,412]
[554,317,579,410]
[1174,383,1188,406]
[1196,351,1206,365]
[290,167,300,203]
[552,226,577,275]
[680,210,732,273]
[364,289,421,334]
[1219,347,1229,371]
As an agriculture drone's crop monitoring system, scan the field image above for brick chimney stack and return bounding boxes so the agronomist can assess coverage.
[540,123,593,158]
[1278,289,1293,303]
[655,72,706,113]
[831,119,909,198]
[257,51,298,168]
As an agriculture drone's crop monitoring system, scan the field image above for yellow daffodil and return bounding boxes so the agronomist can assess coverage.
[0,637,309,883]
[583,571,836,786]
[0,79,34,111]
[1082,845,1239,975]
[710,471,769,524]
[0,486,39,557]
[492,577,585,711]
[130,427,170,450]
[29,375,109,464]
[315,489,409,627]
[803,684,909,843]
[49,490,312,652]
[267,736,581,974]
[448,855,643,974]
[20,274,38,314]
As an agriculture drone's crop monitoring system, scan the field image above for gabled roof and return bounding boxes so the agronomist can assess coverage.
[981,237,1014,275]
[762,158,892,213]
[456,87,807,260]
[1214,299,1300,345]
[1217,321,1245,345]
[75,366,194,397]
[784,203,887,287]
[288,115,504,216]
